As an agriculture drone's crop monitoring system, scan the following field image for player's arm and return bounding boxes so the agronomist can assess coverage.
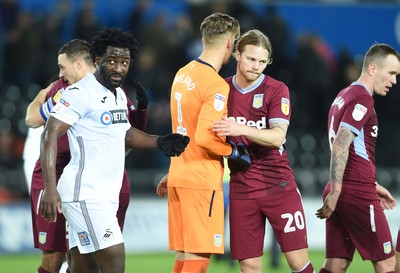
[125,127,189,156]
[330,126,354,193]
[212,117,287,148]
[316,126,354,219]
[40,116,70,223]
[25,81,55,128]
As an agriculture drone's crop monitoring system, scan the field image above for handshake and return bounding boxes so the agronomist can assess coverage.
[157,133,190,157]
[228,141,251,172]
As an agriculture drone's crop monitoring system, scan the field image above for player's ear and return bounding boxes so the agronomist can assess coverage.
[95,56,101,67]
[234,50,240,62]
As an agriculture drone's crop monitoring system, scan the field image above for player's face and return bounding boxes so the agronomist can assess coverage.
[373,54,400,96]
[58,53,81,85]
[97,46,131,90]
[236,45,269,83]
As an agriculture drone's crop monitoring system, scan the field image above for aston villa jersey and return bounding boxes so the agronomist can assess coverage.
[227,74,298,199]
[32,78,70,189]
[327,82,377,190]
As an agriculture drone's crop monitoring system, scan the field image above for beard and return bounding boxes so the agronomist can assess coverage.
[99,66,125,89]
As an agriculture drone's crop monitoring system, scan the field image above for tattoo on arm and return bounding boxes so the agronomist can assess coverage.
[330,128,354,184]
[270,122,287,134]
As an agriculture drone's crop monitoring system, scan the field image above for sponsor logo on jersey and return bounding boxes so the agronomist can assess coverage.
[281,97,290,115]
[383,241,392,254]
[102,228,114,241]
[100,112,113,125]
[214,234,223,247]
[252,94,263,109]
[78,231,90,246]
[51,98,70,113]
[100,110,128,125]
[352,103,367,121]
[110,109,128,124]
[214,93,226,111]
[39,232,47,244]
[53,88,64,103]
[59,98,70,107]
[234,116,267,129]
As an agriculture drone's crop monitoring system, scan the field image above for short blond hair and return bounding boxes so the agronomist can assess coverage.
[200,12,240,47]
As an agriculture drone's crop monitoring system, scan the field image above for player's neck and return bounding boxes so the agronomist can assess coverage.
[198,51,223,72]
[235,73,257,90]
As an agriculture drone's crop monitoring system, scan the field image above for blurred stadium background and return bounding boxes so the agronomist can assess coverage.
[1,0,400,266]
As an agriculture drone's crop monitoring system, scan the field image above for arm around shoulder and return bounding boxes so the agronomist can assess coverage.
[25,82,55,128]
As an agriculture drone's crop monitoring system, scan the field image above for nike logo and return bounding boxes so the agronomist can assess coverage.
[101,96,107,103]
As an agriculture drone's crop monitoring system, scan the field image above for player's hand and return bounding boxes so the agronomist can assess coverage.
[228,141,251,172]
[156,174,168,198]
[132,80,149,110]
[315,192,339,219]
[40,188,62,223]
[376,182,396,210]
[157,134,190,157]
[211,117,244,137]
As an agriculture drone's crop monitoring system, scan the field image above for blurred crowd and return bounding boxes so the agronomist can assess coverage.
[1,0,400,201]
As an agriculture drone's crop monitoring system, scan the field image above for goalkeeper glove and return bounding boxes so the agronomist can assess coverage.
[228,142,251,172]
[157,134,190,157]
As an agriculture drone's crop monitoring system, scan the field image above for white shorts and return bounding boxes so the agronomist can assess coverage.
[62,200,124,254]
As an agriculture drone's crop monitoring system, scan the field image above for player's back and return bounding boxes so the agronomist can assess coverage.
[169,59,231,190]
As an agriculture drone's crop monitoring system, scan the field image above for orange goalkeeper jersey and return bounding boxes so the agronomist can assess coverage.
[168,59,232,190]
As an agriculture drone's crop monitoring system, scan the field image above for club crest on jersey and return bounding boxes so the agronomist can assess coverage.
[78,231,90,246]
[383,241,392,254]
[252,94,263,109]
[39,232,47,244]
[281,97,290,115]
[214,93,226,112]
[214,234,223,247]
[352,103,367,121]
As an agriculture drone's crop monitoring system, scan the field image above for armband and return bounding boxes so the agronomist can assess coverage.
[39,97,54,122]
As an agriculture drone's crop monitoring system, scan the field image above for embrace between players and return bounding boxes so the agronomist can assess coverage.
[26,11,400,273]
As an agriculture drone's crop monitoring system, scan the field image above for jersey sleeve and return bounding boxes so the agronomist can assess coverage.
[268,82,291,126]
[196,80,231,156]
[340,94,373,136]
[51,85,89,126]
[39,79,67,122]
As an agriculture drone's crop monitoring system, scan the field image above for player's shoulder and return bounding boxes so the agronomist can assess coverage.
[264,75,287,90]
[48,78,69,101]
[342,84,373,104]
[116,87,128,102]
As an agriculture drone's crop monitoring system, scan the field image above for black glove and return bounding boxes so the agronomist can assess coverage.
[228,142,251,172]
[132,80,149,110]
[157,134,190,157]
